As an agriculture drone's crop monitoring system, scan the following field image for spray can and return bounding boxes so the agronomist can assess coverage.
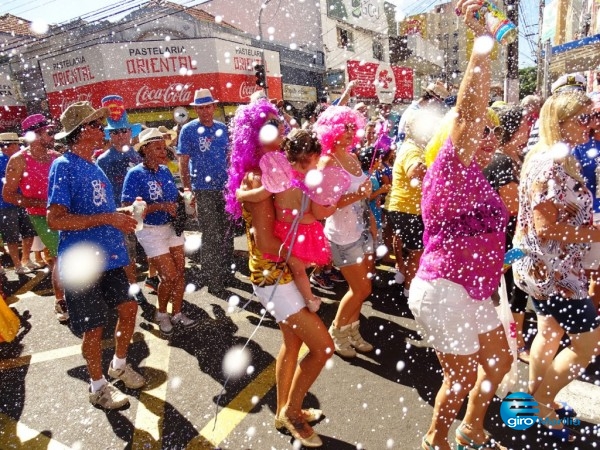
[132,197,147,231]
[475,1,518,45]
[183,188,195,215]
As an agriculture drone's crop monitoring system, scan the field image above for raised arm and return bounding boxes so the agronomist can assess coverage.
[450,0,492,167]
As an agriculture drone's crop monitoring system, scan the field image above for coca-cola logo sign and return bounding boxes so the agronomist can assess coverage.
[135,83,193,107]
[239,81,260,100]
[60,93,93,114]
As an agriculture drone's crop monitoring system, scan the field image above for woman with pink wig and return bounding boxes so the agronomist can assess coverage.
[313,105,375,358]
[225,99,332,448]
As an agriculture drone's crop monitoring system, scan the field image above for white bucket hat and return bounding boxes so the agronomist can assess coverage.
[189,88,218,106]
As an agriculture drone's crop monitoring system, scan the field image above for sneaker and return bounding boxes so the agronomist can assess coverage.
[328,325,356,358]
[171,312,199,330]
[24,260,43,270]
[54,299,69,322]
[108,364,145,389]
[348,323,374,352]
[89,383,129,409]
[154,311,173,336]
[325,268,345,283]
[133,290,149,306]
[144,276,160,294]
[310,272,334,290]
[15,266,32,275]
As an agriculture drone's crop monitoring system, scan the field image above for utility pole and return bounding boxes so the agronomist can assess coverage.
[536,0,545,94]
[257,0,271,95]
[505,0,520,103]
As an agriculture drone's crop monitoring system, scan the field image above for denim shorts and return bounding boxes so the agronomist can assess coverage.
[65,267,133,335]
[329,229,374,268]
[532,295,600,334]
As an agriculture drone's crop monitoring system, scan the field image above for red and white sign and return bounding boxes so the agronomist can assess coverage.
[39,38,283,118]
[347,60,413,103]
[0,69,27,131]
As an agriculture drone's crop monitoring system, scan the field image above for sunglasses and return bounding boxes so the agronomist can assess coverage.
[482,125,502,139]
[84,121,104,131]
[265,118,282,127]
[576,113,591,126]
[109,128,129,135]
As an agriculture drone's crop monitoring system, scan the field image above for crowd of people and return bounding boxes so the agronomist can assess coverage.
[1,0,600,446]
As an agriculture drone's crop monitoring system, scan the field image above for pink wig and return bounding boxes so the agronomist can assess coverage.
[313,105,366,154]
[225,99,279,219]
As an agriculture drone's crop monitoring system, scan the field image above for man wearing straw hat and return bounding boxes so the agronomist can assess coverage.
[48,101,145,409]
[177,88,234,295]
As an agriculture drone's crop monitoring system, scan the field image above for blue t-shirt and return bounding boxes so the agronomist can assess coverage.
[177,119,229,190]
[122,164,179,226]
[96,147,142,205]
[0,153,16,209]
[48,152,129,271]
[572,138,600,213]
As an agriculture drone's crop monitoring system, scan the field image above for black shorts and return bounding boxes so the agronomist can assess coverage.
[532,295,600,334]
[387,211,424,250]
[0,207,37,244]
[65,267,134,335]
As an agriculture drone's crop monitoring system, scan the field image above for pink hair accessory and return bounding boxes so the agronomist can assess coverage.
[259,152,351,205]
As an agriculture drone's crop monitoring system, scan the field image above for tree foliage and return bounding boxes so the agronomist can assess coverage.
[519,67,537,98]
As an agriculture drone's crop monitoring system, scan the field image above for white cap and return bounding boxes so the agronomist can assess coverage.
[551,73,586,94]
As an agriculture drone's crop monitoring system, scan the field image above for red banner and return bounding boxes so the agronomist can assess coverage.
[347,60,413,102]
[45,73,283,119]
[0,106,28,132]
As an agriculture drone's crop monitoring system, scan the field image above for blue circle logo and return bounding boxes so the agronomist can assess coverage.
[500,393,539,430]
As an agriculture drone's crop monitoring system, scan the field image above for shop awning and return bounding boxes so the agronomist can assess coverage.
[550,33,600,74]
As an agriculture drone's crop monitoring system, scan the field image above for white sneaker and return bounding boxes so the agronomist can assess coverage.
[154,311,173,336]
[15,266,32,275]
[89,383,129,409]
[171,312,198,330]
[54,300,69,322]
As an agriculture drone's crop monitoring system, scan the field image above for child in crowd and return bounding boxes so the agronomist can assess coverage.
[237,129,335,312]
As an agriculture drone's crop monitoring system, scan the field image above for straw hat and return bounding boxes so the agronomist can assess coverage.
[54,102,109,140]
[0,132,21,144]
[157,126,177,145]
[189,88,218,106]
[134,128,165,151]
[425,81,449,100]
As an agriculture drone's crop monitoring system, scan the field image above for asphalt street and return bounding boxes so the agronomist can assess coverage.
[0,234,599,450]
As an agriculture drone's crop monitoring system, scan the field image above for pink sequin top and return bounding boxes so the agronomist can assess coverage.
[417,138,508,300]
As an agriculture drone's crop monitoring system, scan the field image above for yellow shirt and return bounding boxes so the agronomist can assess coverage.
[386,139,424,215]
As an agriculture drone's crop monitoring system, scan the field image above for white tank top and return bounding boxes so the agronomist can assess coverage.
[324,157,368,245]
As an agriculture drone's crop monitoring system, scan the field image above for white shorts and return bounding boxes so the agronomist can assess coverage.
[408,277,502,356]
[253,280,305,323]
[135,223,185,259]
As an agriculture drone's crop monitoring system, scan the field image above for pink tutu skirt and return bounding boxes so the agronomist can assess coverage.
[264,220,331,266]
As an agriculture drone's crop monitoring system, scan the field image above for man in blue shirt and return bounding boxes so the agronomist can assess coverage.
[96,94,147,305]
[48,101,145,410]
[177,88,233,295]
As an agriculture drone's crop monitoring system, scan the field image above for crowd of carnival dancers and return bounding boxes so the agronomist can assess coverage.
[1,0,600,447]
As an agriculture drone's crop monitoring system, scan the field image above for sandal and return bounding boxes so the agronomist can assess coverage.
[277,406,323,448]
[537,403,576,443]
[517,346,530,364]
[456,423,506,449]
[422,437,437,449]
[274,407,322,429]
[554,401,577,420]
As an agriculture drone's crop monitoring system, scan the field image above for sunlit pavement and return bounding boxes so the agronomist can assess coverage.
[0,235,599,449]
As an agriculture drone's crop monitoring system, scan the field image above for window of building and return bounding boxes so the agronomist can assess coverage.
[337,27,354,51]
[373,40,385,61]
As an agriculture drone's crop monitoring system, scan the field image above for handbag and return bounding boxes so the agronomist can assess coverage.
[495,276,519,398]
[0,295,20,343]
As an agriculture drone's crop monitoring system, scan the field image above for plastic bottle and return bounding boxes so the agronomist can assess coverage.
[132,197,147,231]
[183,188,195,215]
[475,1,518,45]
